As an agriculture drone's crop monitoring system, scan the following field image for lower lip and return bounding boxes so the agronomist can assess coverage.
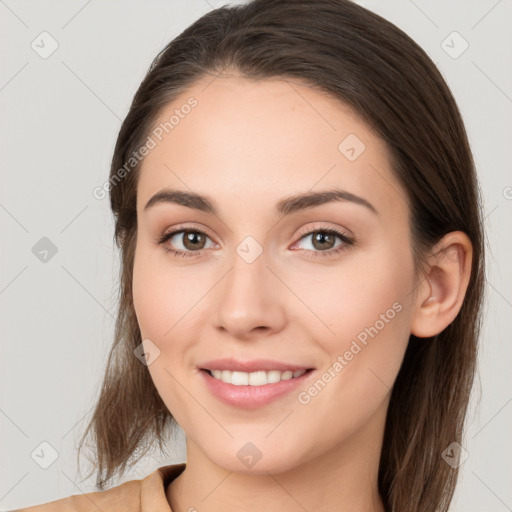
[199,369,314,409]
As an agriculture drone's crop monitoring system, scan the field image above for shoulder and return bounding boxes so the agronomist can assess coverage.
[14,478,141,512]
[13,463,186,512]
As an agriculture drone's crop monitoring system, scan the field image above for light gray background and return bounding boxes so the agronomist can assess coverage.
[1,0,511,510]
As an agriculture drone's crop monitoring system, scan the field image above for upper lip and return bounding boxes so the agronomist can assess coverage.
[199,358,314,373]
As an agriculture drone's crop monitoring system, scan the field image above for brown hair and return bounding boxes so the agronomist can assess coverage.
[77,1,485,510]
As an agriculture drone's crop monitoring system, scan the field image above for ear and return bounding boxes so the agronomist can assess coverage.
[410,231,473,338]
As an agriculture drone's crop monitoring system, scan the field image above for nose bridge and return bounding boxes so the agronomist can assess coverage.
[213,235,286,337]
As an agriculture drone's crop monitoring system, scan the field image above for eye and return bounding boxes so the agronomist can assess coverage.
[158,226,216,258]
[291,225,354,259]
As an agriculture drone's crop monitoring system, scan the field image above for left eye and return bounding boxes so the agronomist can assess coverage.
[294,228,350,252]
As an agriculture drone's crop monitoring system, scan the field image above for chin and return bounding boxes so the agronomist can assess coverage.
[201,439,309,475]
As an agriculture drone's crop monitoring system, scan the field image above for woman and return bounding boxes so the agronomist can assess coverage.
[18,0,485,510]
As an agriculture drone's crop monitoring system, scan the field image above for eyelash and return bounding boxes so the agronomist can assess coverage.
[157,224,354,260]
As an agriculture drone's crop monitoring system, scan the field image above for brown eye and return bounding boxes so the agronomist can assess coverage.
[292,226,354,260]
[158,228,215,257]
[174,230,208,251]
[181,231,207,250]
[309,231,337,251]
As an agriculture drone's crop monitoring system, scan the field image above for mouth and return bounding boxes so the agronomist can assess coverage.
[201,368,314,386]
[197,358,316,408]
[199,366,316,409]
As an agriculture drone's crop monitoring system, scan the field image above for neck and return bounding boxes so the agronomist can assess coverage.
[166,405,387,512]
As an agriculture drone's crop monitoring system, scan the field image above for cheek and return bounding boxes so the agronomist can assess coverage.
[132,263,172,341]
[132,245,197,422]
[294,246,415,386]
[290,255,414,440]
[132,241,197,341]
[299,250,412,334]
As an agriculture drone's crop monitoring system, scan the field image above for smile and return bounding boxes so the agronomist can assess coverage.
[199,367,315,409]
[205,369,308,386]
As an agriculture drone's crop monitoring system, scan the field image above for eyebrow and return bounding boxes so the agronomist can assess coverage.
[143,187,378,217]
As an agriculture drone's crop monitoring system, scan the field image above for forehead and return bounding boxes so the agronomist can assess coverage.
[136,74,407,220]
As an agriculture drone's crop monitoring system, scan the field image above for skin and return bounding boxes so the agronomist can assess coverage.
[132,72,473,512]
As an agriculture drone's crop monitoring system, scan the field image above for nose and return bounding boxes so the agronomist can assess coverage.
[213,246,287,341]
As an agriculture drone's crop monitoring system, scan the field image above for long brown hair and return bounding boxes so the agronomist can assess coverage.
[77,1,485,510]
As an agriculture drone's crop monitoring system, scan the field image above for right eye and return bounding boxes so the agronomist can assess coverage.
[158,228,216,258]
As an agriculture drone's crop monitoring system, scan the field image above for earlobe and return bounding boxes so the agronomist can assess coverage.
[411,231,473,338]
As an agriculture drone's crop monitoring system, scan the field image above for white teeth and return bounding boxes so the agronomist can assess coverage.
[231,371,249,385]
[209,368,307,386]
[249,371,267,386]
[267,370,281,384]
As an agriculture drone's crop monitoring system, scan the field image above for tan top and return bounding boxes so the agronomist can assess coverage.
[16,463,186,512]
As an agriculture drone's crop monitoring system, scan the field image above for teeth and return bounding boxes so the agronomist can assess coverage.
[209,369,307,386]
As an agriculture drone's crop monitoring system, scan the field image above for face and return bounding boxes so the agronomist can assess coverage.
[132,73,419,474]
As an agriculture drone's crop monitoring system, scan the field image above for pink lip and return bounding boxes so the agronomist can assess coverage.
[198,357,313,373]
[199,367,315,409]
